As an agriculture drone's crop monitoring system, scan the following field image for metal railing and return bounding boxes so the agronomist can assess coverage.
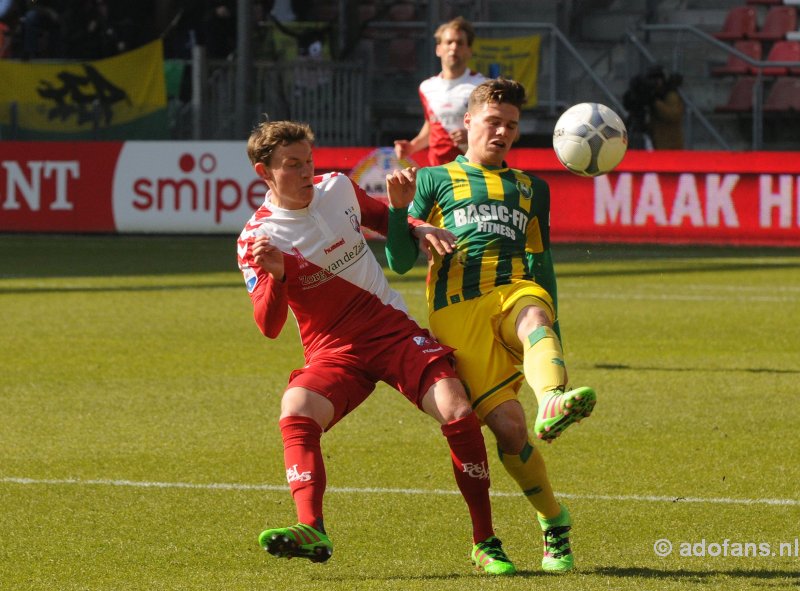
[625,28,731,151]
[182,51,369,145]
[366,20,626,116]
[631,23,800,150]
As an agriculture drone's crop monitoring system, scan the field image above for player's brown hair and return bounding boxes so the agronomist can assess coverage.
[434,16,475,47]
[247,120,315,166]
[467,78,527,112]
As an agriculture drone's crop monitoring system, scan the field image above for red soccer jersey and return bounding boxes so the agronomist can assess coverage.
[237,172,423,361]
[419,69,486,166]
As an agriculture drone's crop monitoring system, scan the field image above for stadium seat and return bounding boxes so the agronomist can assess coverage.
[388,37,417,72]
[761,40,800,75]
[711,40,762,76]
[713,6,758,40]
[388,2,416,21]
[751,6,798,41]
[715,76,757,112]
[764,76,800,111]
[358,3,377,23]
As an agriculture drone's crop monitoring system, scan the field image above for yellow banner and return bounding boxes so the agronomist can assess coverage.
[0,39,166,132]
[469,35,541,108]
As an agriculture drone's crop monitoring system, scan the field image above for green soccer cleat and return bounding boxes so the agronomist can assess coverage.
[258,523,333,563]
[537,504,574,572]
[471,536,517,576]
[534,386,596,441]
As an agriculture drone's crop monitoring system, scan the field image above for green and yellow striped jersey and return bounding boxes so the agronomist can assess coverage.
[410,155,552,312]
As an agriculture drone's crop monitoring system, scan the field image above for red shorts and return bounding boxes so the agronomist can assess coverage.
[287,328,456,430]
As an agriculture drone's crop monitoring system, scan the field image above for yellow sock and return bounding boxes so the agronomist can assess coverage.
[498,438,561,519]
[522,326,566,404]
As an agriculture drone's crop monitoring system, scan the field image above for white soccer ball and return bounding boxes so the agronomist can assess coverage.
[552,102,628,177]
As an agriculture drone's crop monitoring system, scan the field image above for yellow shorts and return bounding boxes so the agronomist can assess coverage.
[429,282,555,420]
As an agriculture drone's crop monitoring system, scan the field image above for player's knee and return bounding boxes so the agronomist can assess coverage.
[493,422,529,456]
[516,305,552,338]
[280,388,333,429]
[484,402,529,454]
[422,377,472,423]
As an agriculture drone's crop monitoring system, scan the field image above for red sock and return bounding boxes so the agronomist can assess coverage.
[280,415,326,531]
[441,412,494,543]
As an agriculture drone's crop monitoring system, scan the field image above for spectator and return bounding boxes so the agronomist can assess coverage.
[20,0,64,59]
[203,0,235,59]
[623,65,685,150]
[394,16,485,166]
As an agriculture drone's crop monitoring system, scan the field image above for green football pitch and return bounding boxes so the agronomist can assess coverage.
[1,234,798,591]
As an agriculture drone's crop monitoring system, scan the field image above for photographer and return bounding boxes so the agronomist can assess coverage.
[623,65,685,150]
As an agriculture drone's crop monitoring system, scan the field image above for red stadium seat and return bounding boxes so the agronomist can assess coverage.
[715,76,757,112]
[751,6,798,41]
[713,6,758,40]
[711,40,762,75]
[764,76,800,111]
[761,40,800,75]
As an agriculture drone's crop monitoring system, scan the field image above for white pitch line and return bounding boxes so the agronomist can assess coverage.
[2,477,798,507]
[575,292,798,303]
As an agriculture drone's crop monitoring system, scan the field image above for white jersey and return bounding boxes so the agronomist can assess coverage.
[237,172,414,359]
[419,69,485,165]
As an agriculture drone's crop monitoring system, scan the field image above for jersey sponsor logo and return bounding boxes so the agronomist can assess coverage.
[299,267,335,289]
[297,238,368,290]
[242,265,258,293]
[462,461,489,480]
[413,336,430,346]
[286,464,312,483]
[452,203,530,239]
[323,237,345,254]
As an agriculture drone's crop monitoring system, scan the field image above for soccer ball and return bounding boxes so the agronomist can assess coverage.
[552,103,628,177]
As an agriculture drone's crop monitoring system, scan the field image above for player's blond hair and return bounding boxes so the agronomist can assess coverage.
[468,78,527,112]
[434,16,475,47]
[247,120,315,166]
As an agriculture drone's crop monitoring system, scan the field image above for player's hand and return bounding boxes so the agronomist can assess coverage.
[251,234,285,280]
[450,128,467,146]
[413,224,457,258]
[393,140,411,160]
[385,166,418,209]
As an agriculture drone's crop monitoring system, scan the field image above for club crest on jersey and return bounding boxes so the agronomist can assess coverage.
[350,214,360,233]
[516,180,533,200]
[292,247,310,269]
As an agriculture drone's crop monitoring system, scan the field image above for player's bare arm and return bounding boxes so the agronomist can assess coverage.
[394,121,431,159]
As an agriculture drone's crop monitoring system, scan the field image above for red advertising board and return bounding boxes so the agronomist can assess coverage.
[1,142,799,246]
